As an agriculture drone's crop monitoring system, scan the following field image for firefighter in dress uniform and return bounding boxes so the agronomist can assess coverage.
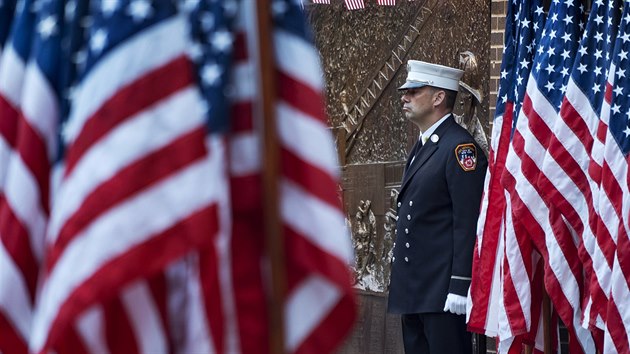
[387,60,487,354]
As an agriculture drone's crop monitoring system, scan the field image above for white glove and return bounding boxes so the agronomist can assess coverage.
[466,286,472,320]
[443,293,467,315]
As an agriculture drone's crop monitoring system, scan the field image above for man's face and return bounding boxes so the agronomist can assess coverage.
[400,86,435,127]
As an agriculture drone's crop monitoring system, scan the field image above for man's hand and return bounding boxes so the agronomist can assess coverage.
[443,293,467,315]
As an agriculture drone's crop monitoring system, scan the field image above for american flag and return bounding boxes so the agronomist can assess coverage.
[500,0,597,352]
[473,0,630,352]
[344,0,365,10]
[377,0,396,5]
[468,0,545,349]
[467,0,519,338]
[27,0,226,352]
[1,0,54,352]
[602,1,630,352]
[0,0,356,353]
[538,0,622,337]
[223,1,356,353]
[499,2,547,351]
[312,0,331,4]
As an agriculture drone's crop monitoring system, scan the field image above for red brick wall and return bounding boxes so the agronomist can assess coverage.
[490,0,508,131]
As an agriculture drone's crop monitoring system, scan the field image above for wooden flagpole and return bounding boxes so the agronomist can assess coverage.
[520,286,553,354]
[525,283,552,354]
[255,1,286,353]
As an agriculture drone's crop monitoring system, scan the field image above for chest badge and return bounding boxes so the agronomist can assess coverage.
[455,143,477,171]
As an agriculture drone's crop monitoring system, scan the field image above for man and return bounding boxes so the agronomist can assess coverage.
[387,60,487,353]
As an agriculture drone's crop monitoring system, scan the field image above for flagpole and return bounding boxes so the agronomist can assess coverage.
[255,1,286,353]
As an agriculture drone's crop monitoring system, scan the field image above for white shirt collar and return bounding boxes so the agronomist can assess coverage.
[420,113,450,145]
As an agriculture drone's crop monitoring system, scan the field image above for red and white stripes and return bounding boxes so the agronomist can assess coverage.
[467,100,512,337]
[502,77,596,353]
[0,2,355,352]
[224,3,356,353]
[344,0,365,10]
[0,21,55,353]
[542,75,614,331]
[600,60,630,354]
[29,14,223,353]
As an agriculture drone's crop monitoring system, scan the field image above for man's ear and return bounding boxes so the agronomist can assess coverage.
[433,90,446,107]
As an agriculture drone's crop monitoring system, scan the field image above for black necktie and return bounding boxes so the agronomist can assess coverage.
[404,139,423,173]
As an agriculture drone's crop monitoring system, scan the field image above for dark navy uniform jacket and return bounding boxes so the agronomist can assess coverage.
[387,115,487,314]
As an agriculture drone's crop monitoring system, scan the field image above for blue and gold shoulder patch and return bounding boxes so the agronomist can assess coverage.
[455,143,477,171]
